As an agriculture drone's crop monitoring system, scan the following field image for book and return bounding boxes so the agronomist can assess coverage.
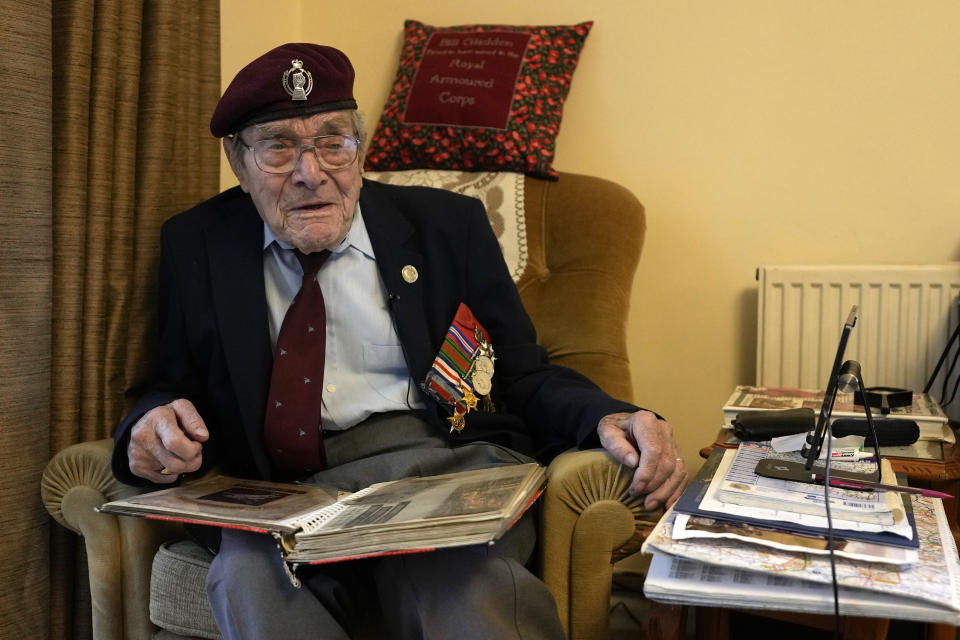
[100,463,545,570]
[722,385,952,442]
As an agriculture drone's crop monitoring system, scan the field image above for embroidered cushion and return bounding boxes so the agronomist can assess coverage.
[364,20,592,179]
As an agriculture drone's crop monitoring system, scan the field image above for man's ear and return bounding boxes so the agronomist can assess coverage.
[222,137,250,193]
[356,141,367,177]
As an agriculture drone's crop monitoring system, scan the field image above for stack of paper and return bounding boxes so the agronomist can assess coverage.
[642,444,960,625]
[714,442,904,526]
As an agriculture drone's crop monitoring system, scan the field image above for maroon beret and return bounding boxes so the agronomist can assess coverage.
[210,43,357,138]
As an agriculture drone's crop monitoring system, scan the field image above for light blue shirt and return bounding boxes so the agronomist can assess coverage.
[262,205,426,430]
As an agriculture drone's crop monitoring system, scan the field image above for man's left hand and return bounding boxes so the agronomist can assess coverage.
[596,410,687,510]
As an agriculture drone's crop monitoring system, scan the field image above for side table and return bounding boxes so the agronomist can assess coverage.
[696,429,960,640]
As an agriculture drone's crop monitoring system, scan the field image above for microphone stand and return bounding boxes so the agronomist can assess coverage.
[808,359,882,633]
[804,359,883,481]
[834,360,883,481]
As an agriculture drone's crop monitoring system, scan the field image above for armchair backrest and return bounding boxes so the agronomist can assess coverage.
[517,173,645,403]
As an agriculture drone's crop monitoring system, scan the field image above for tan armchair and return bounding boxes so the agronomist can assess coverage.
[41,172,658,640]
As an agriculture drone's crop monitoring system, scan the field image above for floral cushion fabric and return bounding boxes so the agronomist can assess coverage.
[364,20,592,179]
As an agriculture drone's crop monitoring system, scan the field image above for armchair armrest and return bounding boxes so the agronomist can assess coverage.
[540,449,661,640]
[41,438,181,640]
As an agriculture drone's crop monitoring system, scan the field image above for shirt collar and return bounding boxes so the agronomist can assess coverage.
[262,202,373,259]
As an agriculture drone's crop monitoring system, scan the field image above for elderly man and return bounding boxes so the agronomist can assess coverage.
[112,43,686,639]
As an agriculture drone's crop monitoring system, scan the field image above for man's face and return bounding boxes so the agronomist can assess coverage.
[227,111,364,254]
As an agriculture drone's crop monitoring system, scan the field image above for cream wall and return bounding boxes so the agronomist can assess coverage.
[221,1,960,473]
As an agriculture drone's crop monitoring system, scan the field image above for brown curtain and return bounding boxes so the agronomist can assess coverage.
[0,0,56,636]
[0,1,220,638]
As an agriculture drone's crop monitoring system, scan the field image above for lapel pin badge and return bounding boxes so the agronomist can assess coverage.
[402,265,419,283]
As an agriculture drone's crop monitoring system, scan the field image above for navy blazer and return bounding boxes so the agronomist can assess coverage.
[112,179,638,484]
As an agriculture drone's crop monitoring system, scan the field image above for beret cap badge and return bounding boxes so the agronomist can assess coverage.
[282,59,313,101]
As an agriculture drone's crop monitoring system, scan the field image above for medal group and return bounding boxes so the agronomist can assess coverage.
[423,305,496,433]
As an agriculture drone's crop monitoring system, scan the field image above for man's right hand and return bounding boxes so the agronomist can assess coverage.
[128,398,209,483]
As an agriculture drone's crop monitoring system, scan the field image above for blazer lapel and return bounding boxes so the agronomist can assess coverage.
[204,196,274,475]
[360,183,435,384]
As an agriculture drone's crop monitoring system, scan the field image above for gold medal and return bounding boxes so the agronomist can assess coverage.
[447,410,466,433]
[459,384,479,412]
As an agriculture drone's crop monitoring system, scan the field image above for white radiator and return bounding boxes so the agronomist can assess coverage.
[756,264,960,420]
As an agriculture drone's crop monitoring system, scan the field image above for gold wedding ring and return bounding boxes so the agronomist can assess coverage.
[159,467,174,475]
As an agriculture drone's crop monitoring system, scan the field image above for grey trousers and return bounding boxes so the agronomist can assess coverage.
[205,412,567,640]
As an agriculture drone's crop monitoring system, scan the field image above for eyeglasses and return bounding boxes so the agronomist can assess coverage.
[234,133,361,175]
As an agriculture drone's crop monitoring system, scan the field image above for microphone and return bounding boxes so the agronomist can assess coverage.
[837,360,861,393]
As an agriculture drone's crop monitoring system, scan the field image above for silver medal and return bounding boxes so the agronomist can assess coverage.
[472,371,492,396]
[474,355,494,376]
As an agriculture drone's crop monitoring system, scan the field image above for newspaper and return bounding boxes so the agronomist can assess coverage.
[643,551,960,626]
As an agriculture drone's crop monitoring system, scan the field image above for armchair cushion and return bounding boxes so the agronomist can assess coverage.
[151,541,219,639]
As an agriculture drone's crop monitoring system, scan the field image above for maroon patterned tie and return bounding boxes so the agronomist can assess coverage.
[264,249,331,473]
